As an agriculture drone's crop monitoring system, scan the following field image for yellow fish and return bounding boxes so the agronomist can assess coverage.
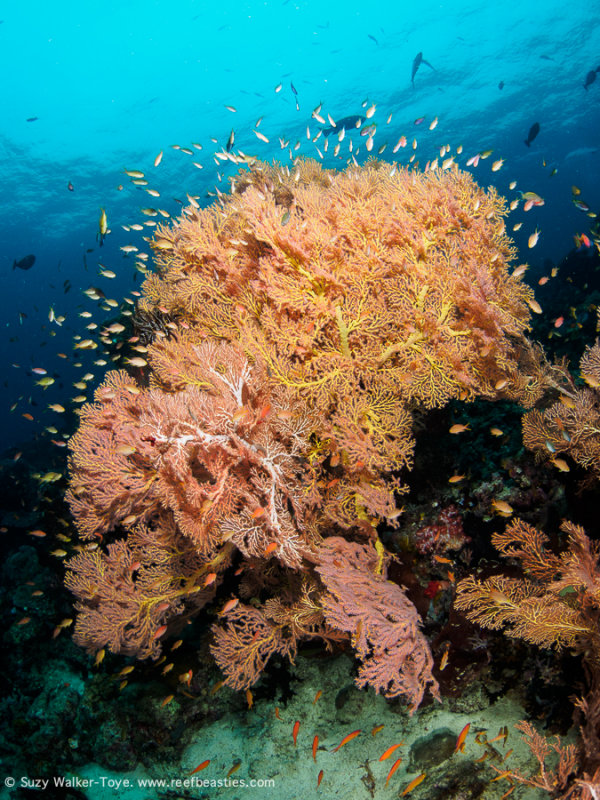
[98,208,108,246]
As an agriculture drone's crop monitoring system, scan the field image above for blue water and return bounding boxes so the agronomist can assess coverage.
[1,0,599,453]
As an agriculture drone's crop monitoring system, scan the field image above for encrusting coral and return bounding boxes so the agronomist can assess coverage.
[65,158,549,712]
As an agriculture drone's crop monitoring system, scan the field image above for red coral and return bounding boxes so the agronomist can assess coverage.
[412,505,469,557]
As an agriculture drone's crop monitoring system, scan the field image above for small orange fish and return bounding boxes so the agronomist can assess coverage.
[439,642,450,671]
[226,761,242,778]
[153,624,168,639]
[386,757,403,786]
[220,597,239,615]
[274,707,281,720]
[448,474,465,483]
[554,316,564,328]
[317,769,324,787]
[528,229,540,248]
[246,689,253,709]
[332,729,361,752]
[454,723,471,753]
[189,759,210,775]
[449,424,469,434]
[292,720,300,747]
[313,690,322,704]
[257,403,272,422]
[203,572,217,587]
[488,728,504,744]
[379,743,403,761]
[263,542,277,557]
[17,616,31,626]
[492,499,513,516]
[161,694,174,707]
[490,427,504,437]
[371,724,385,736]
[293,720,300,746]
[433,555,452,564]
[251,507,266,519]
[232,406,250,423]
[28,529,47,538]
[179,669,193,686]
[312,735,319,761]
[401,773,426,795]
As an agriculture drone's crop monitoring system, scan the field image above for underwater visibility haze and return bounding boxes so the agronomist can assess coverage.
[1,1,600,798]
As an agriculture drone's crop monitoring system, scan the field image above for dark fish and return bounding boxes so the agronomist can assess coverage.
[540,54,555,61]
[68,181,74,191]
[584,70,597,90]
[26,117,38,122]
[290,81,298,96]
[13,254,36,270]
[524,122,540,147]
[411,51,435,87]
[226,129,235,152]
[321,115,365,136]
[368,34,378,45]
[498,81,504,90]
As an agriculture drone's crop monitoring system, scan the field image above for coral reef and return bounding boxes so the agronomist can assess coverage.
[65,158,551,714]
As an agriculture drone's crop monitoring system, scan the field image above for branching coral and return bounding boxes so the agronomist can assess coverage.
[523,342,600,478]
[65,157,551,713]
[140,159,541,521]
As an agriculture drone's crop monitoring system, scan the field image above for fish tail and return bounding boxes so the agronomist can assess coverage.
[524,140,530,147]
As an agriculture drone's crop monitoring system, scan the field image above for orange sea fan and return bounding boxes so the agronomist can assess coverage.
[140,159,537,495]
